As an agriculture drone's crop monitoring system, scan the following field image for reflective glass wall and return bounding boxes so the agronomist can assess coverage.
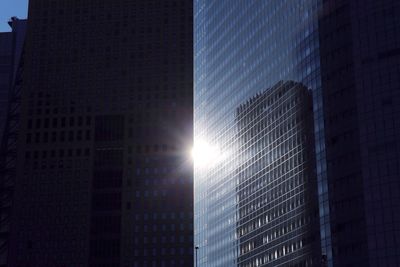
[194,1,332,266]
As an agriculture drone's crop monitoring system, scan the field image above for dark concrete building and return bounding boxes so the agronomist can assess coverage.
[0,17,26,147]
[235,81,320,266]
[0,31,12,144]
[6,1,193,267]
[0,17,27,267]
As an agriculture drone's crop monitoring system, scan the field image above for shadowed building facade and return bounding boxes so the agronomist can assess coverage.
[0,31,12,144]
[6,1,193,266]
[0,17,27,267]
[319,0,400,265]
[0,17,26,147]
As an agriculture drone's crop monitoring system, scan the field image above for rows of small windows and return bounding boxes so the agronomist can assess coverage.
[238,151,306,204]
[238,141,305,187]
[16,238,87,265]
[33,49,190,78]
[131,247,191,258]
[127,90,191,103]
[133,212,193,221]
[199,111,309,192]
[126,83,190,99]
[26,129,91,144]
[237,131,306,181]
[238,149,304,194]
[242,147,298,184]
[238,111,302,149]
[32,28,191,73]
[240,239,310,267]
[126,109,187,124]
[122,99,187,111]
[21,198,88,224]
[127,144,177,154]
[238,194,307,237]
[131,228,193,241]
[237,88,303,128]
[237,116,309,164]
[25,148,90,160]
[133,225,189,235]
[32,1,191,30]
[241,121,299,155]
[126,47,189,64]
[128,177,189,188]
[132,167,182,176]
[209,89,301,148]
[27,116,92,129]
[236,86,287,119]
[238,172,308,220]
[26,105,91,117]
[25,115,92,144]
[24,149,90,170]
[26,91,92,113]
[129,190,168,199]
[64,1,191,24]
[131,259,188,267]
[144,177,188,186]
[131,219,193,236]
[126,176,193,191]
[239,215,310,255]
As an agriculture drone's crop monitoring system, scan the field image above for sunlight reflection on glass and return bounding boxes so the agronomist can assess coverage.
[191,139,224,168]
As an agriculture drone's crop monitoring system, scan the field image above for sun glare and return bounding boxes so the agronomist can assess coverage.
[191,139,222,168]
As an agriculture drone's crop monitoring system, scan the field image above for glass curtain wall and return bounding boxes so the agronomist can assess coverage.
[194,0,332,266]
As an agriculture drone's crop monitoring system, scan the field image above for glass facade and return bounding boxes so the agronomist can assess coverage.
[235,81,320,266]
[194,0,332,266]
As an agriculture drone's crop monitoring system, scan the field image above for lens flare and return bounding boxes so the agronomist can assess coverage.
[191,139,222,168]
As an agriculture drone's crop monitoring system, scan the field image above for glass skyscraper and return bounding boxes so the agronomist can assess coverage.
[195,0,400,266]
[194,0,330,266]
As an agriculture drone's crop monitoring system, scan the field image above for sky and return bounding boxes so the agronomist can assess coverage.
[0,0,29,32]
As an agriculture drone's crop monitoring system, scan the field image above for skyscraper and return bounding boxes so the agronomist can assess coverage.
[319,1,400,266]
[0,17,27,267]
[194,0,400,266]
[235,81,320,266]
[0,31,12,144]
[6,1,193,266]
[0,17,26,147]
[194,1,327,266]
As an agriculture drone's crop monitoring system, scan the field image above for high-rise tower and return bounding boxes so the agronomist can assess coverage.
[0,31,13,143]
[6,1,193,266]
[235,81,320,266]
[319,1,400,265]
[194,0,400,266]
[194,1,327,266]
[0,17,27,267]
